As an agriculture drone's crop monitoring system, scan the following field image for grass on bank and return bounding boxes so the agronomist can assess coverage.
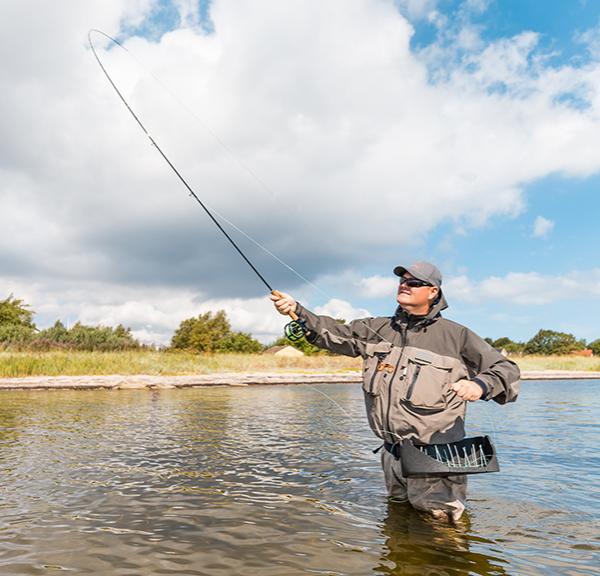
[514,355,600,372]
[0,350,363,378]
[0,350,599,379]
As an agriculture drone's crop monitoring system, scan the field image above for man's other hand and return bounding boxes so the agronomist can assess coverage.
[451,379,483,402]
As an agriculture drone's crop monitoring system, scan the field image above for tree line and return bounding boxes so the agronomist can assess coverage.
[484,332,600,356]
[1,294,598,355]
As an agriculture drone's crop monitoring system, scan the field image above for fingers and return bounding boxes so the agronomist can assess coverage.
[270,291,297,316]
[451,379,482,402]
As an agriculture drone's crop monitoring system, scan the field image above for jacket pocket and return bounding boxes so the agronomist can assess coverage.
[362,341,394,396]
[402,349,453,410]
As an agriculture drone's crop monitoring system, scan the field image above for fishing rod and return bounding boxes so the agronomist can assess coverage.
[88,30,500,469]
[88,29,305,341]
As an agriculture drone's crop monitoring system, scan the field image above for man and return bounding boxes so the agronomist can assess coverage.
[271,261,520,522]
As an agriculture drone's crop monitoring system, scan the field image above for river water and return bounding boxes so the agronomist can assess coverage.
[0,380,598,575]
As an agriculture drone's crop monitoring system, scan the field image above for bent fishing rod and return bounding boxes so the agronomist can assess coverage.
[88,29,305,340]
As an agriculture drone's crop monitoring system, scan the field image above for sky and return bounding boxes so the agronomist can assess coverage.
[1,0,600,346]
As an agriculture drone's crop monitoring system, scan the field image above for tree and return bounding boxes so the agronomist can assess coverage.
[216,332,263,353]
[588,339,600,356]
[0,295,35,329]
[490,336,525,355]
[171,310,262,353]
[524,329,586,356]
[34,321,140,351]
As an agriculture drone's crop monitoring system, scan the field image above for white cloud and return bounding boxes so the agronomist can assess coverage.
[532,215,555,238]
[445,270,600,306]
[315,299,371,321]
[3,0,600,341]
[0,276,286,345]
[356,275,397,298]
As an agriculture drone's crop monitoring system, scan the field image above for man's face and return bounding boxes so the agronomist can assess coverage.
[396,273,439,311]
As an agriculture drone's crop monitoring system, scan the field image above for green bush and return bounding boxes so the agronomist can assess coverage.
[524,329,586,356]
[34,321,140,352]
[171,310,263,353]
[0,324,36,348]
[588,339,600,356]
[490,336,525,355]
[216,332,264,353]
[0,295,35,329]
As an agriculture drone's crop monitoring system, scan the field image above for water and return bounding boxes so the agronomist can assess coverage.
[0,380,598,575]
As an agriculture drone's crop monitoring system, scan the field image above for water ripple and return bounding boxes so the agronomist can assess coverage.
[0,381,598,575]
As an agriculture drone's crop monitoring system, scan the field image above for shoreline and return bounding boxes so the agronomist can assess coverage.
[1,370,599,390]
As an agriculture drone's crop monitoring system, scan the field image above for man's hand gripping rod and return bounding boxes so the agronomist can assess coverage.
[271,290,309,342]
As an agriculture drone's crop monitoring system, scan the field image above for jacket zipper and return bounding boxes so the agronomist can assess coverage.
[385,324,407,443]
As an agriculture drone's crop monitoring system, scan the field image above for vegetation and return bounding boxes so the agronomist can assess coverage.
[0,350,362,378]
[514,355,600,372]
[485,336,526,355]
[0,350,598,379]
[522,329,586,356]
[486,329,591,356]
[0,296,35,329]
[268,335,325,356]
[171,310,263,353]
[587,339,600,357]
[1,293,599,378]
[0,295,140,352]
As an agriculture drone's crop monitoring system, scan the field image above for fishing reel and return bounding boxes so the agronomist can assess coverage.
[284,319,308,342]
[272,289,309,342]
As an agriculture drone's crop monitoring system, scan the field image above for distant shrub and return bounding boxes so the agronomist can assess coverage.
[524,329,586,356]
[0,323,36,348]
[588,339,600,356]
[171,310,263,353]
[490,336,525,355]
[32,321,140,352]
[0,295,35,329]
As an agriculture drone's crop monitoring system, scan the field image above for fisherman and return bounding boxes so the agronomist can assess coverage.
[271,261,520,522]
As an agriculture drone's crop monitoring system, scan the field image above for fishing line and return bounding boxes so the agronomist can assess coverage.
[88,29,274,294]
[87,28,397,349]
[88,29,496,444]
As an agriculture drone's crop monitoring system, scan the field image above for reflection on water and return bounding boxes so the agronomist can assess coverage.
[0,381,598,575]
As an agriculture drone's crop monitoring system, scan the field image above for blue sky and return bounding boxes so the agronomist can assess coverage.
[1,0,599,345]
[406,0,600,341]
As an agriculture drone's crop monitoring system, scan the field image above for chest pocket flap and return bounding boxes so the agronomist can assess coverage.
[402,348,455,410]
[362,341,395,395]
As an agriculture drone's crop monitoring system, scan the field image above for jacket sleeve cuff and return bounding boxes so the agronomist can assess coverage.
[471,377,489,400]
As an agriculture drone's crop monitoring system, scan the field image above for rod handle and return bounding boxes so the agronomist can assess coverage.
[271,289,299,321]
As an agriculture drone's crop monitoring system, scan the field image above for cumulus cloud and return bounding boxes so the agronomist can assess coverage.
[0,274,288,345]
[3,0,600,341]
[356,275,397,298]
[445,270,600,306]
[395,0,440,21]
[315,299,371,321]
[532,215,555,238]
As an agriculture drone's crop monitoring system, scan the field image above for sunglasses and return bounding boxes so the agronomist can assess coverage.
[399,277,432,288]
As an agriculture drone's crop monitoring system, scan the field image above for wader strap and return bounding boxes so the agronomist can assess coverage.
[384,442,402,459]
[372,443,384,454]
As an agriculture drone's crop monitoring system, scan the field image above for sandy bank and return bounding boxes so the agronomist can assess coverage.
[0,370,599,390]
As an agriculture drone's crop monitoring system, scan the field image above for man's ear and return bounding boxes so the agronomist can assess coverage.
[428,286,439,302]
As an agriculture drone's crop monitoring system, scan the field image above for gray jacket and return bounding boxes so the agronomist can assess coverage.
[295,294,520,445]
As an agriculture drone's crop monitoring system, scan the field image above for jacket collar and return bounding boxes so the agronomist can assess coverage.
[393,291,448,329]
